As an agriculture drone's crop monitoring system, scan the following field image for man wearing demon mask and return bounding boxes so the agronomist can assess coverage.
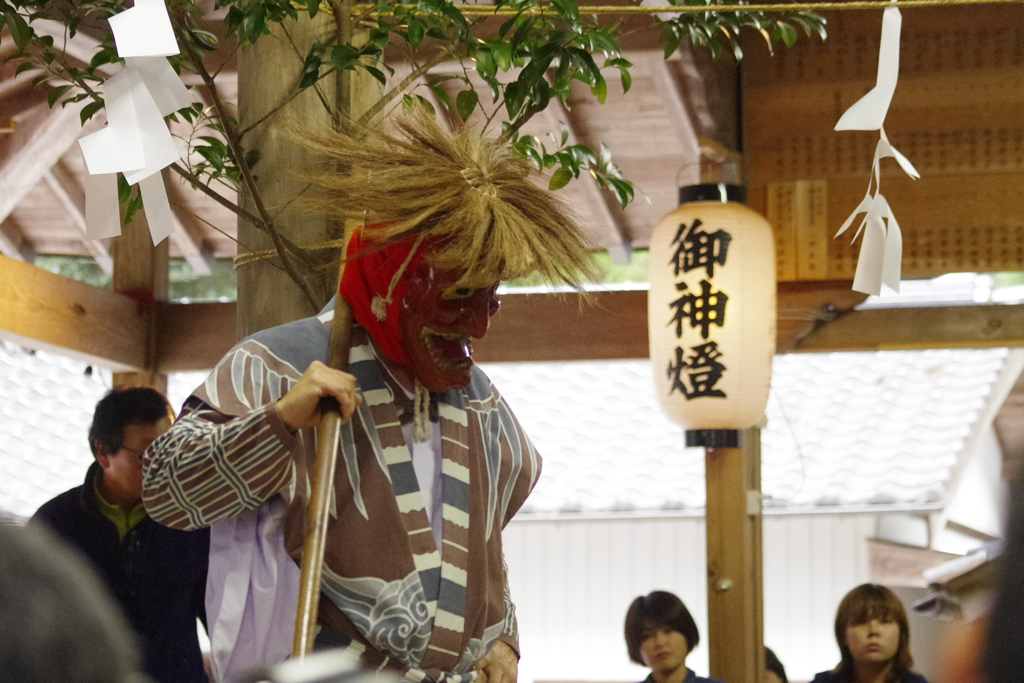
[143,112,593,683]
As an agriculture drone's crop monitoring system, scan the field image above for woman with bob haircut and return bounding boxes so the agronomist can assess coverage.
[624,591,724,683]
[811,584,928,683]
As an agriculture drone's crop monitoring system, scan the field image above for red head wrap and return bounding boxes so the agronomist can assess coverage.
[338,228,424,365]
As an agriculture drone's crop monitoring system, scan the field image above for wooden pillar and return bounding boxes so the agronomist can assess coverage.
[111,208,169,395]
[699,427,764,683]
[235,11,382,338]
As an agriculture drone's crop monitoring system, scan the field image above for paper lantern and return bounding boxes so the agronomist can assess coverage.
[648,184,776,430]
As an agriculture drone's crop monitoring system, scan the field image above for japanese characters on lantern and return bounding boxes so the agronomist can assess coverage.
[648,187,776,431]
[666,219,732,400]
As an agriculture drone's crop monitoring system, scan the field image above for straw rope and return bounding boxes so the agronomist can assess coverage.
[347,0,1024,15]
[233,239,348,269]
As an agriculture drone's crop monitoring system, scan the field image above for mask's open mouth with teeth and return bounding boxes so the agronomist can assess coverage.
[421,327,473,370]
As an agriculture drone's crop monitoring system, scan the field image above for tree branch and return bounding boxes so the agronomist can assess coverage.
[174,16,320,311]
[168,162,311,263]
[356,48,449,126]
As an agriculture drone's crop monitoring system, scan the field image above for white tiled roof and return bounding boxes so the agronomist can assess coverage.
[0,342,205,520]
[0,341,1009,519]
[481,347,1009,515]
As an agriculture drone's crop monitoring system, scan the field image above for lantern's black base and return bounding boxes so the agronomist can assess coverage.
[685,429,741,448]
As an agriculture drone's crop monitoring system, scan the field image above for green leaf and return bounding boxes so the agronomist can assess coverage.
[300,40,324,88]
[492,41,512,72]
[549,0,579,23]
[774,21,797,47]
[89,45,119,69]
[407,16,424,51]
[405,93,434,116]
[607,177,634,208]
[510,16,534,52]
[475,46,495,79]
[549,167,573,191]
[504,80,525,119]
[5,12,31,52]
[368,26,389,47]
[498,10,523,39]
[330,44,359,69]
[360,64,387,86]
[428,83,451,111]
[240,3,267,46]
[455,89,478,120]
[14,60,35,76]
[225,6,245,36]
[187,28,217,51]
[80,100,104,125]
[590,75,607,103]
[307,0,319,19]
[117,174,132,204]
[46,84,71,108]
[441,4,469,37]
[124,190,143,224]
[660,24,681,60]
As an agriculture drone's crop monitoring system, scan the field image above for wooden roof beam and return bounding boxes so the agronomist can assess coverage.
[42,160,114,274]
[0,254,146,371]
[10,279,1024,373]
[0,101,97,226]
[165,170,215,275]
[651,57,701,183]
[544,96,632,263]
[0,217,36,263]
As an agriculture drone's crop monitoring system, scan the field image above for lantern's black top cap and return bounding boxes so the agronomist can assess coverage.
[678,184,746,205]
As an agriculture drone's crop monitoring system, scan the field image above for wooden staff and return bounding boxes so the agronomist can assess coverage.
[292,286,354,657]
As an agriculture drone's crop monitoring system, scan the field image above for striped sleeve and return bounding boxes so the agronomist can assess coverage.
[143,396,301,530]
[498,551,520,653]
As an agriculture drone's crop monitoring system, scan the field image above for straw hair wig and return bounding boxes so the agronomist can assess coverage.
[307,109,596,289]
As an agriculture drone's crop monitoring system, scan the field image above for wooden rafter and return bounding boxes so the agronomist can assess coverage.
[165,170,215,275]
[0,101,95,226]
[0,217,35,262]
[42,159,114,274]
[651,57,701,181]
[0,255,146,371]
[7,276,1024,372]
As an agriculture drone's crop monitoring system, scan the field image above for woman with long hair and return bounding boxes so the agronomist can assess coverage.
[811,584,928,683]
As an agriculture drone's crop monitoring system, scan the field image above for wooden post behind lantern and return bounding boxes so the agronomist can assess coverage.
[648,184,774,683]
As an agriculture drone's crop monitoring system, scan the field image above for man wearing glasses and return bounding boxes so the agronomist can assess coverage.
[32,387,210,683]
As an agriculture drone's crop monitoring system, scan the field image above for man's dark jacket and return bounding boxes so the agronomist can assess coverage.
[32,463,210,683]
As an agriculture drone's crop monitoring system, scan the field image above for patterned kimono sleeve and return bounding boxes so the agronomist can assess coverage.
[143,396,301,530]
[496,551,520,656]
[495,392,541,658]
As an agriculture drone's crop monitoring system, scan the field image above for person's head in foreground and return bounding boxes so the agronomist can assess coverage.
[765,646,787,683]
[625,590,720,683]
[827,583,921,683]
[0,524,144,683]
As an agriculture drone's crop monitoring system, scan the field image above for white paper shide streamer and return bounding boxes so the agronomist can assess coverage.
[834,4,919,296]
[77,0,194,244]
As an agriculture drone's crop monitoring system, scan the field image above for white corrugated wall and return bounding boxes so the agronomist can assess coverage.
[504,514,875,683]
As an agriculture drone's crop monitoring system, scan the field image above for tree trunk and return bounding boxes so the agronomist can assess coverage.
[235,11,380,338]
